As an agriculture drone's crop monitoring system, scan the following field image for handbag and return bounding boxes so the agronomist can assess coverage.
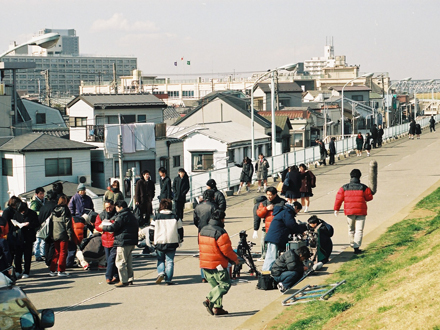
[256,272,277,290]
[276,181,284,192]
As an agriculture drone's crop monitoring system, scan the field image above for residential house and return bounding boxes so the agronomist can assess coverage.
[0,133,95,203]
[21,99,67,129]
[167,121,270,174]
[256,113,292,153]
[67,94,183,188]
[253,82,303,111]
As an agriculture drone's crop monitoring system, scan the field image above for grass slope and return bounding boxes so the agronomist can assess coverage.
[268,187,440,330]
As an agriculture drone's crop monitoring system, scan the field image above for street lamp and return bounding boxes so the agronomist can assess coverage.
[251,63,297,160]
[0,33,60,59]
[386,77,411,126]
[341,72,374,139]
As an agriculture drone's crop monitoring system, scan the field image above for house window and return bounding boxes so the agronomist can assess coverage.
[228,149,235,163]
[192,152,213,171]
[352,95,364,102]
[36,113,46,124]
[72,117,87,127]
[293,133,303,147]
[45,158,72,177]
[173,155,181,167]
[182,91,194,98]
[2,158,12,176]
[137,114,146,123]
[121,114,136,124]
[91,161,104,173]
[168,91,180,98]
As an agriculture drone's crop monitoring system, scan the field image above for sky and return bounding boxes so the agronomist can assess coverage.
[1,0,439,80]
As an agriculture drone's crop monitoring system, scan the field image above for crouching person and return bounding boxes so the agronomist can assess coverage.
[199,210,239,316]
[100,200,139,287]
[75,233,106,270]
[271,246,311,293]
[153,199,184,285]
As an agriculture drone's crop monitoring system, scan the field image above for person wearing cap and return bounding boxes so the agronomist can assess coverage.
[68,183,94,218]
[206,179,226,212]
[334,169,373,254]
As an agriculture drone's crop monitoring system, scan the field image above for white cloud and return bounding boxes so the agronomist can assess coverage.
[91,13,158,33]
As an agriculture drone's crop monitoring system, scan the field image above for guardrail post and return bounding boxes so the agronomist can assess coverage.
[227,167,230,189]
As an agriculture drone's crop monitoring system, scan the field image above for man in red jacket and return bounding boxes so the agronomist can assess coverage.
[334,169,373,254]
[199,210,239,316]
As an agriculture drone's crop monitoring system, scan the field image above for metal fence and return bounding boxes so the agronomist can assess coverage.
[153,114,440,207]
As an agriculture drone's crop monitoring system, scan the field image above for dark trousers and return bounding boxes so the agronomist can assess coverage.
[329,153,335,165]
[0,239,11,267]
[320,153,326,166]
[105,246,118,281]
[66,241,77,267]
[378,137,383,147]
[44,238,55,267]
[372,139,377,148]
[174,200,185,220]
[14,242,33,275]
[431,125,435,132]
[272,270,301,290]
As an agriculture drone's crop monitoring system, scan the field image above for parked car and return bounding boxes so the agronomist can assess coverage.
[0,267,54,329]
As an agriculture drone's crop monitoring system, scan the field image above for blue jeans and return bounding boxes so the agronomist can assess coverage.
[272,271,301,290]
[104,246,118,281]
[262,242,278,271]
[156,249,176,283]
[34,238,45,258]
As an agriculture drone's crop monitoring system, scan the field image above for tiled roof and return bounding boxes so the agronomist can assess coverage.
[257,82,302,93]
[68,94,166,108]
[32,128,70,139]
[0,133,96,152]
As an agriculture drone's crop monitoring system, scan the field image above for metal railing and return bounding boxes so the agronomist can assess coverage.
[185,114,440,202]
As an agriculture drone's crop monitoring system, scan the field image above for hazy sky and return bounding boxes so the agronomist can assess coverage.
[1,0,439,79]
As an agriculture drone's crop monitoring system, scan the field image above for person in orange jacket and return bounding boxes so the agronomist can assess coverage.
[199,210,239,316]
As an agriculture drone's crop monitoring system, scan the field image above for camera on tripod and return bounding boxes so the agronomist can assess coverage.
[232,230,259,279]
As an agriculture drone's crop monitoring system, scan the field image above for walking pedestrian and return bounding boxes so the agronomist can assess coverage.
[135,170,155,225]
[315,139,327,166]
[100,200,139,287]
[49,196,73,277]
[299,164,316,213]
[409,119,416,139]
[355,133,364,157]
[334,169,373,254]
[199,210,239,316]
[429,115,436,132]
[158,167,172,201]
[152,199,184,285]
[284,165,302,204]
[172,168,189,221]
[95,200,119,284]
[255,153,270,192]
[235,157,254,194]
[329,137,336,165]
[415,122,421,139]
[370,124,378,148]
[364,133,372,157]
[377,125,384,147]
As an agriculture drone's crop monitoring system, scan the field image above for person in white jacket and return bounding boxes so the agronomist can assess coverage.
[152,199,184,285]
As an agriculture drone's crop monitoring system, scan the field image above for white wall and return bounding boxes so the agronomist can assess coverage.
[22,100,66,129]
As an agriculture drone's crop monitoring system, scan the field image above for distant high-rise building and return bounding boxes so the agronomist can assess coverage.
[1,28,137,98]
[303,37,347,77]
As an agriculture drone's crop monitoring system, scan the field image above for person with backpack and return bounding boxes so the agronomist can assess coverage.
[299,164,316,213]
[152,199,184,285]
[49,196,73,277]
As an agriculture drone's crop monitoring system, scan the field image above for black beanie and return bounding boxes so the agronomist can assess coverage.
[206,179,216,189]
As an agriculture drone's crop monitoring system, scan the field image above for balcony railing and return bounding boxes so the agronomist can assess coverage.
[86,125,104,142]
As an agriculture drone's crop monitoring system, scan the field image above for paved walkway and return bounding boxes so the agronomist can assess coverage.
[21,129,440,330]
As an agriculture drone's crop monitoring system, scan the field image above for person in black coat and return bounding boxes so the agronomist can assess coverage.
[193,190,218,231]
[370,124,378,148]
[206,179,226,211]
[38,190,59,266]
[328,137,336,165]
[158,167,172,201]
[409,119,416,140]
[235,157,253,194]
[135,170,155,225]
[12,202,39,278]
[284,165,302,203]
[429,116,436,132]
[271,246,311,292]
[2,196,20,266]
[377,124,384,147]
[415,123,421,139]
[172,168,190,221]
[307,215,333,264]
[100,201,139,287]
[315,139,327,166]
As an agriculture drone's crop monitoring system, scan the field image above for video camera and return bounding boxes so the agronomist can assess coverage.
[232,230,259,279]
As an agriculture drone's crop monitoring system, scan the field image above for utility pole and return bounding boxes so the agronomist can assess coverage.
[118,114,124,190]
[42,70,50,107]
[112,63,118,94]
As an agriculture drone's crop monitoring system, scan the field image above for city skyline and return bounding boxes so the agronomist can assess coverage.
[1,0,439,80]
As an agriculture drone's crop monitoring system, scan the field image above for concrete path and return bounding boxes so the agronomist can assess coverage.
[20,129,440,330]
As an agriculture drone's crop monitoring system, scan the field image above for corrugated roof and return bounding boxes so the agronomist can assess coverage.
[257,82,302,93]
[163,107,181,120]
[68,94,166,108]
[0,133,96,152]
[168,121,269,144]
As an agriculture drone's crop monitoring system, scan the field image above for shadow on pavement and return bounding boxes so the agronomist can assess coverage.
[53,302,122,313]
[219,310,260,317]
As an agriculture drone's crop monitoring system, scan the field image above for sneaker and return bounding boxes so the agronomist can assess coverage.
[213,307,229,316]
[155,273,165,284]
[354,248,363,255]
[49,271,57,277]
[98,265,106,271]
[115,282,129,288]
[277,282,287,293]
[203,299,214,315]
[257,187,261,192]
[83,264,90,271]
[21,274,29,279]
[58,272,70,277]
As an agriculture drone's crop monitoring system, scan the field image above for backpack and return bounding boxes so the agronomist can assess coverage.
[256,272,277,290]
